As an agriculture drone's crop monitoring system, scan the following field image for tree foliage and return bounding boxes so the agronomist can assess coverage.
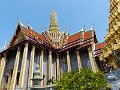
[55,69,110,90]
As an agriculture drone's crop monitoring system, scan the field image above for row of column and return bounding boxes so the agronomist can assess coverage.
[66,47,98,73]
[0,43,98,89]
[0,43,60,89]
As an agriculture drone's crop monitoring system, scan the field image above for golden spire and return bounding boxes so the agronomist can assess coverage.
[50,10,58,27]
[49,10,60,32]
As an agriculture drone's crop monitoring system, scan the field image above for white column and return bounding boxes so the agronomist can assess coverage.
[40,49,44,86]
[56,54,60,80]
[28,46,35,87]
[10,47,21,90]
[67,51,71,72]
[76,51,82,71]
[7,73,12,90]
[49,50,52,82]
[54,55,56,80]
[60,56,63,74]
[0,56,2,73]
[19,43,28,88]
[0,56,2,86]
[88,47,98,72]
[0,54,6,88]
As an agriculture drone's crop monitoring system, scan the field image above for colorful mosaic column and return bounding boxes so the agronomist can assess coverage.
[40,49,44,86]
[10,47,21,90]
[0,54,6,88]
[76,51,82,71]
[67,51,71,72]
[88,47,98,72]
[28,46,35,87]
[19,43,28,88]
[56,54,60,80]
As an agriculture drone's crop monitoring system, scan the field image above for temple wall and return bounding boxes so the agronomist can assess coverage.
[70,51,78,70]
[43,51,48,85]
[18,48,23,70]
[5,50,16,74]
[80,49,91,69]
[4,50,16,88]
[34,50,40,70]
[61,53,67,72]
[52,53,55,80]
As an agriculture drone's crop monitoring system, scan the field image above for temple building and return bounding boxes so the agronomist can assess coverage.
[0,11,99,90]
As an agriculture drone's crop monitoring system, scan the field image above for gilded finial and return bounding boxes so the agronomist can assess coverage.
[64,28,67,34]
[67,28,70,35]
[90,23,94,30]
[28,23,32,30]
[81,24,85,32]
[17,17,24,26]
[3,41,7,50]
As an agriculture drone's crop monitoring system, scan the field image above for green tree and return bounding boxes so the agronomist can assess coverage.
[55,69,110,90]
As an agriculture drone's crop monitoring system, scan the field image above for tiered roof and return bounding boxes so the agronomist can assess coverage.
[0,22,99,54]
[0,11,100,55]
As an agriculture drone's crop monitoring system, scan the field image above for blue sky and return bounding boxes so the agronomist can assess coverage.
[0,0,109,50]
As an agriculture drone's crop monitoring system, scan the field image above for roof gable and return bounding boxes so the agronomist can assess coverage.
[9,25,27,47]
[9,24,46,47]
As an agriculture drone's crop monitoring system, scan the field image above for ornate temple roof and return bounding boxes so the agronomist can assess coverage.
[9,24,46,48]
[0,11,100,54]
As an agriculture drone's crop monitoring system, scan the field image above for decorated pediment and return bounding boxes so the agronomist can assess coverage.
[9,24,26,47]
[14,32,25,45]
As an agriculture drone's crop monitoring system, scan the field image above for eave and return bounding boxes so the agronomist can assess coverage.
[58,37,93,52]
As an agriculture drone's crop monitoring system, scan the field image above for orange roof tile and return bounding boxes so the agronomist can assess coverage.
[9,25,47,47]
[67,32,81,44]
[95,42,107,50]
[84,31,92,40]
[22,26,45,42]
[67,30,93,44]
